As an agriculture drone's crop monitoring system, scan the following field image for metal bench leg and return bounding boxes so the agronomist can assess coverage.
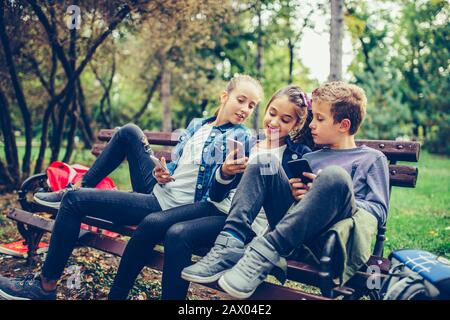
[319,232,337,298]
[17,222,45,266]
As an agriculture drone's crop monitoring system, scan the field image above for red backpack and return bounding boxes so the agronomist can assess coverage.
[46,161,119,238]
[46,161,116,192]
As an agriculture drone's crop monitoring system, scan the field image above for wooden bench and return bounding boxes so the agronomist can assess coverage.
[7,128,421,300]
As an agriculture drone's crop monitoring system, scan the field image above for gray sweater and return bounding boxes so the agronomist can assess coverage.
[303,145,390,225]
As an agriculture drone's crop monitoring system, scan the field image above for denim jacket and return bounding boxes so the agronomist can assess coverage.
[208,136,312,202]
[166,116,252,202]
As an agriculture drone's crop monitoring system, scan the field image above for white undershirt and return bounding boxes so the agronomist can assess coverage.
[153,124,213,210]
[209,143,287,236]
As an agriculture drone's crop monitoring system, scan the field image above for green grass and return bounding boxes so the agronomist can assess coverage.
[386,152,450,258]
[1,143,449,258]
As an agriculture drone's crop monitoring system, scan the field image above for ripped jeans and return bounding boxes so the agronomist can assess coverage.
[41,123,163,281]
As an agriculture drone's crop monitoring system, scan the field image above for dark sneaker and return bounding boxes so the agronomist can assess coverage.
[0,273,56,300]
[33,183,77,209]
[181,231,245,284]
[218,236,280,299]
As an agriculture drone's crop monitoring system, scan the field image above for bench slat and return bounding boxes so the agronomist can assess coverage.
[92,142,418,187]
[91,143,173,162]
[355,140,420,162]
[389,164,418,188]
[98,129,180,146]
[96,129,420,163]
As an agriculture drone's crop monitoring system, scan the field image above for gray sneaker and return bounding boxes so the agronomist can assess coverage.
[33,183,77,209]
[218,236,280,299]
[181,231,245,284]
[0,273,56,300]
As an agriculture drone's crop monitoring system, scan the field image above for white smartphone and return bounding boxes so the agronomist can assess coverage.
[226,138,245,160]
[150,154,168,171]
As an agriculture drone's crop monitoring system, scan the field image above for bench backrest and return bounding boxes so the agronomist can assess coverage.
[92,129,421,188]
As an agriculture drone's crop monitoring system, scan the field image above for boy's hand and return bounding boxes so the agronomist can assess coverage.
[220,149,249,179]
[154,157,175,184]
[289,171,319,201]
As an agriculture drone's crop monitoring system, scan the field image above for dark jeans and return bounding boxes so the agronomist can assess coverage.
[41,123,162,280]
[223,154,357,256]
[108,201,224,300]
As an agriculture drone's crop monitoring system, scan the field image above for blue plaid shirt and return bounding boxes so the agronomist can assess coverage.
[166,116,252,202]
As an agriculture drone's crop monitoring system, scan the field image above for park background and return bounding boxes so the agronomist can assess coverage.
[0,0,448,299]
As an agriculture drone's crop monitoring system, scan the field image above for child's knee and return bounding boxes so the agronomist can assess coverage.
[118,123,144,141]
[61,189,80,207]
[317,166,351,187]
[165,223,190,247]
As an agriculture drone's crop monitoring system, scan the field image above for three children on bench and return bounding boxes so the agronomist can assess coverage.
[0,77,389,300]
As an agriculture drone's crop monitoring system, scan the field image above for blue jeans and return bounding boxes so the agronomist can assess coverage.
[41,124,163,280]
[223,154,357,256]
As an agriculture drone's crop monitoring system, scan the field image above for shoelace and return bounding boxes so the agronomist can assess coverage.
[236,249,266,279]
[17,273,39,287]
[199,245,223,266]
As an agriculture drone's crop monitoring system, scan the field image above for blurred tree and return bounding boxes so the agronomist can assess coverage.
[346,1,413,140]
[394,0,449,153]
[347,0,449,152]
[329,0,344,81]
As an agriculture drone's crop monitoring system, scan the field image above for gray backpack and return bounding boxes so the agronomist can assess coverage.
[380,249,450,300]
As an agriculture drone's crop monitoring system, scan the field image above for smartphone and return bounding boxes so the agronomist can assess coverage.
[150,154,168,171]
[287,159,313,184]
[226,139,244,160]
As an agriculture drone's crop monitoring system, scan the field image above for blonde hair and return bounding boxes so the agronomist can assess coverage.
[214,74,263,116]
[312,81,367,135]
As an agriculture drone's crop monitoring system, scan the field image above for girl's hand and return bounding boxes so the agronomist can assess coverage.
[220,149,249,179]
[154,157,175,184]
[289,171,319,201]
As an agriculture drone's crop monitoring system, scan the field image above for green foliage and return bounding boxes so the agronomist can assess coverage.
[347,0,449,148]
[425,114,450,155]
[354,50,413,140]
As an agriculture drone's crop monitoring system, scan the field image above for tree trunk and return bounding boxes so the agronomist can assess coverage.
[0,88,20,186]
[0,160,15,190]
[329,0,344,81]
[0,2,33,179]
[161,70,172,132]
[63,25,78,164]
[34,99,59,174]
[63,94,79,163]
[76,78,94,147]
[288,38,294,84]
[254,0,263,131]
[91,55,116,128]
[132,69,163,123]
[50,24,77,163]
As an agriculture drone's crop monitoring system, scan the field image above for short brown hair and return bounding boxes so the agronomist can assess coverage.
[312,81,367,135]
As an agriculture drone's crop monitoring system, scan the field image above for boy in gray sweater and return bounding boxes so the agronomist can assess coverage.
[182,81,390,299]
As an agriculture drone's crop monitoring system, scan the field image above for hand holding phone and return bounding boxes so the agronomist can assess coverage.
[287,159,313,184]
[152,156,175,184]
[221,139,248,178]
[226,139,244,160]
[150,154,168,171]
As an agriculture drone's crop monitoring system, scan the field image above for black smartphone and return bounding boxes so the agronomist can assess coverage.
[287,159,313,184]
